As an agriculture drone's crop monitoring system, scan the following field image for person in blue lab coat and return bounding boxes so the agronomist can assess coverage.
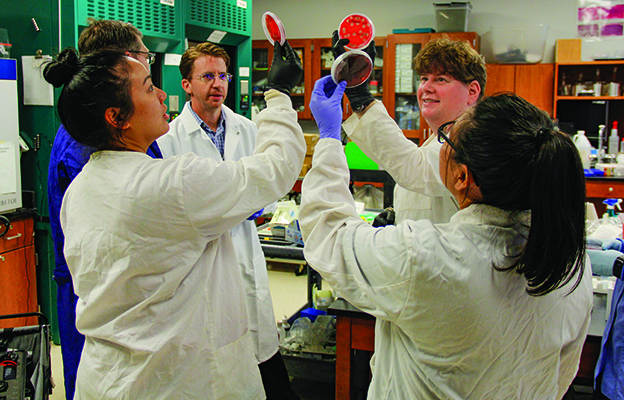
[47,19,161,400]
[588,239,624,400]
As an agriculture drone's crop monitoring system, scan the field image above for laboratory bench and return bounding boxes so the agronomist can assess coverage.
[328,293,609,400]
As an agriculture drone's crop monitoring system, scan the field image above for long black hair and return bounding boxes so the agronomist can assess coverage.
[452,92,586,296]
[43,48,134,150]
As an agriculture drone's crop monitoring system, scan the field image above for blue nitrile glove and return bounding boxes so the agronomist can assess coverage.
[247,208,264,220]
[310,75,347,141]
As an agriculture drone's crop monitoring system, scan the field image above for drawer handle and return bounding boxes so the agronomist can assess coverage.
[0,255,4,261]
[609,187,614,192]
[4,233,22,241]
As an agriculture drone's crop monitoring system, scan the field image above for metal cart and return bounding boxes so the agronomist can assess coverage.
[0,312,52,400]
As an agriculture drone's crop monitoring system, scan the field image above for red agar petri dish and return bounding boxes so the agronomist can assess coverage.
[338,13,375,50]
[262,11,286,46]
[331,50,373,88]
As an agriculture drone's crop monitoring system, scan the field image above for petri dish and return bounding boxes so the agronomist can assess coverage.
[331,50,373,88]
[262,11,286,46]
[338,13,375,50]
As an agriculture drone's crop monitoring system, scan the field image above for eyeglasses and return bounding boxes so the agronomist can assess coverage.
[437,120,459,153]
[437,120,480,186]
[127,50,156,65]
[192,72,233,83]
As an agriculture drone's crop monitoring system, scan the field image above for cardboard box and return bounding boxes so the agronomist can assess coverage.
[303,133,319,155]
[556,39,582,62]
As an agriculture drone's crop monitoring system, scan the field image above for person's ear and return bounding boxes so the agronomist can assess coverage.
[453,163,471,193]
[467,80,481,103]
[104,107,130,129]
[181,79,193,96]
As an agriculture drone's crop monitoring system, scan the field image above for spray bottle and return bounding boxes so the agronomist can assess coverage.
[602,198,623,218]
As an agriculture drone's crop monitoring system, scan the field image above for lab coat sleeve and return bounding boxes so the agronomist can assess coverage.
[300,138,414,321]
[182,90,306,239]
[342,101,449,197]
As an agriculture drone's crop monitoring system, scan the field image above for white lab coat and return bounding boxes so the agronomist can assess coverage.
[158,102,279,363]
[299,138,593,400]
[62,91,305,400]
[342,101,459,223]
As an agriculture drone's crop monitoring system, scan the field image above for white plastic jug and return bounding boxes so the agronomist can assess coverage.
[573,130,592,169]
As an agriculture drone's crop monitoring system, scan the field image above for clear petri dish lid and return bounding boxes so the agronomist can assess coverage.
[331,50,373,88]
[338,13,375,50]
[262,11,286,46]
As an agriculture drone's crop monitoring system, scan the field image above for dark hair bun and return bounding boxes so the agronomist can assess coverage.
[43,48,80,88]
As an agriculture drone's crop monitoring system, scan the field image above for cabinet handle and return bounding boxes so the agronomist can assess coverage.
[4,233,22,241]
[0,255,4,261]
[609,187,614,192]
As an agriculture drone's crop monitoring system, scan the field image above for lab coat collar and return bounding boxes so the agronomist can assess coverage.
[450,203,531,229]
[179,102,245,161]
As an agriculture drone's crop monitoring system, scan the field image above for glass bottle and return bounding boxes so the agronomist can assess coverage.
[574,72,584,96]
[594,68,602,96]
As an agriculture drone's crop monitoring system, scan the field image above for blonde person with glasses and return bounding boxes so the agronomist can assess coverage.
[332,35,486,225]
[158,41,301,399]
[302,81,592,399]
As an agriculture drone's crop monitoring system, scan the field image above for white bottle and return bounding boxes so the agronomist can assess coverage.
[277,320,286,346]
[609,121,619,154]
[573,130,592,169]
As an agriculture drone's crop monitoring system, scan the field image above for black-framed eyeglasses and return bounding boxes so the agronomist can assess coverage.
[127,50,156,65]
[437,120,459,153]
[193,72,233,83]
[437,120,480,186]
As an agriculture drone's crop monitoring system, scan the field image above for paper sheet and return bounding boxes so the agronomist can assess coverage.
[0,141,17,194]
[22,55,54,106]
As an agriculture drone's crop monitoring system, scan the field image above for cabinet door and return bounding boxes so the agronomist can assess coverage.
[0,245,38,328]
[515,64,554,116]
[251,39,313,119]
[385,33,430,142]
[485,64,516,95]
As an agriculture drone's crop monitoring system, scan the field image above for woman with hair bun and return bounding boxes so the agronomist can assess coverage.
[302,79,593,400]
[43,45,305,399]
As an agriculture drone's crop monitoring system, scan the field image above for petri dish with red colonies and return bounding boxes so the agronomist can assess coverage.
[262,11,286,46]
[338,13,375,50]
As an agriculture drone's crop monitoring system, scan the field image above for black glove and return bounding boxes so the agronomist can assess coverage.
[372,207,395,227]
[267,40,303,95]
[331,30,376,112]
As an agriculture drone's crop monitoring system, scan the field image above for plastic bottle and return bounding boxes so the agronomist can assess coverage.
[609,121,620,154]
[573,130,592,169]
[277,320,286,346]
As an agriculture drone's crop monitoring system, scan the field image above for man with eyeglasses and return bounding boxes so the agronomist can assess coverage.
[47,18,162,400]
[158,42,300,400]
[332,36,486,225]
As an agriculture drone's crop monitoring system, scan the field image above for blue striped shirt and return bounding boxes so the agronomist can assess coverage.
[188,102,226,158]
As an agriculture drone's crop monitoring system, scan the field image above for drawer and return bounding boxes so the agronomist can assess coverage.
[0,245,38,328]
[0,217,34,254]
[586,180,624,199]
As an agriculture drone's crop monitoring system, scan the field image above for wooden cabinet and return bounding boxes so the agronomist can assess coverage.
[251,39,313,119]
[384,32,480,143]
[0,215,37,328]
[554,61,624,141]
[485,64,555,116]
